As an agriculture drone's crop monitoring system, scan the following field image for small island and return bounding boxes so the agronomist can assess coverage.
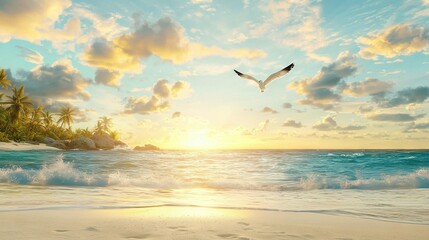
[0,69,155,151]
[134,144,160,151]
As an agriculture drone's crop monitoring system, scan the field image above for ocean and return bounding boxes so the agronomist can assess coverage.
[1,149,428,224]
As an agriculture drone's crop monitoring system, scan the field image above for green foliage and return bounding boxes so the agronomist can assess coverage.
[0,132,9,142]
[0,69,11,90]
[0,69,120,144]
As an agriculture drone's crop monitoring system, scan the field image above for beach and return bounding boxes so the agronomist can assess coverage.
[0,141,59,151]
[1,149,428,239]
[2,206,428,240]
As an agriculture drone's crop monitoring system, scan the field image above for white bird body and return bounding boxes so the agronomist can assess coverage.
[234,63,294,92]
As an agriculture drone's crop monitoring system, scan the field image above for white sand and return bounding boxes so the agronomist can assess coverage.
[1,206,428,240]
[0,141,59,151]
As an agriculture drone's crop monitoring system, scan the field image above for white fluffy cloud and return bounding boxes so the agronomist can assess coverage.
[343,78,393,97]
[83,17,265,74]
[8,59,91,108]
[124,79,191,115]
[313,116,365,131]
[358,24,429,60]
[0,0,80,46]
[124,96,170,115]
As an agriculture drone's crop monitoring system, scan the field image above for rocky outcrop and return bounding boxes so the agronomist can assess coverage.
[43,137,56,146]
[44,137,66,149]
[44,135,126,150]
[71,136,97,150]
[114,140,127,147]
[91,133,125,150]
[134,144,160,151]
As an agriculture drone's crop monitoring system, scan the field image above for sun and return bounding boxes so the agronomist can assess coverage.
[183,130,217,149]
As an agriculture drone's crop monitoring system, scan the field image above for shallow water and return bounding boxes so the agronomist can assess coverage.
[1,149,428,224]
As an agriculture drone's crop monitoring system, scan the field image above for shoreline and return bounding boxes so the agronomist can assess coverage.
[0,141,59,151]
[1,206,428,240]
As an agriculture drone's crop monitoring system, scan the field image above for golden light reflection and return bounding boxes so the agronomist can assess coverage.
[125,206,241,219]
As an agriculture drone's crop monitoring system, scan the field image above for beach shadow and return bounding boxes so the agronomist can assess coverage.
[85,226,99,232]
[217,233,238,238]
[125,234,152,239]
[237,222,250,226]
[54,229,69,233]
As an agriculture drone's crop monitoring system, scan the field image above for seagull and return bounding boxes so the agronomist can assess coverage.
[234,63,295,92]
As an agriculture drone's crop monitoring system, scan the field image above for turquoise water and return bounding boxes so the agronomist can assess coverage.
[1,150,428,224]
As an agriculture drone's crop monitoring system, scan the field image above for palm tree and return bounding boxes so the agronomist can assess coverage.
[99,116,112,132]
[57,106,75,129]
[1,85,33,124]
[0,69,11,90]
[42,110,54,128]
[29,106,43,131]
[109,130,119,140]
[94,120,104,135]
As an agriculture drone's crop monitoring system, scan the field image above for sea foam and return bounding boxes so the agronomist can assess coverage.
[1,154,429,191]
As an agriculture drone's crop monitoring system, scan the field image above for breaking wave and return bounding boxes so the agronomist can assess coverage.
[0,154,428,191]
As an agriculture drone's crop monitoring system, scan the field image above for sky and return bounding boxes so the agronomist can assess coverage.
[0,0,428,149]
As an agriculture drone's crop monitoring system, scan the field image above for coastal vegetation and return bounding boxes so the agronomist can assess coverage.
[0,69,119,145]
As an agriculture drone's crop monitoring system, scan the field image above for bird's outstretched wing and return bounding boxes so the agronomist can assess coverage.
[263,63,294,86]
[234,70,258,83]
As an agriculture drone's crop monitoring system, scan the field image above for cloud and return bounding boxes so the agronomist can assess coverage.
[358,105,374,114]
[283,102,292,109]
[172,112,181,119]
[94,68,122,87]
[283,120,302,128]
[83,17,265,73]
[366,113,425,122]
[358,24,429,60]
[289,51,357,109]
[242,119,271,135]
[124,96,170,115]
[262,107,278,114]
[378,87,429,108]
[153,79,190,99]
[0,0,76,43]
[9,59,91,107]
[228,32,248,44]
[72,7,128,42]
[313,116,365,131]
[313,116,338,131]
[406,122,429,131]
[191,0,212,3]
[82,38,143,73]
[16,46,44,65]
[123,79,191,115]
[42,101,91,123]
[253,1,329,61]
[343,78,393,97]
[116,17,263,63]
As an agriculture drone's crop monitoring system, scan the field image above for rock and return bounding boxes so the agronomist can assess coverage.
[51,141,67,149]
[44,137,66,149]
[134,144,160,151]
[72,136,96,150]
[91,133,116,150]
[114,140,127,147]
[44,137,56,146]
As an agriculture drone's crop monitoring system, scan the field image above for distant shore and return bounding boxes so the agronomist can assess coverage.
[0,141,59,151]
